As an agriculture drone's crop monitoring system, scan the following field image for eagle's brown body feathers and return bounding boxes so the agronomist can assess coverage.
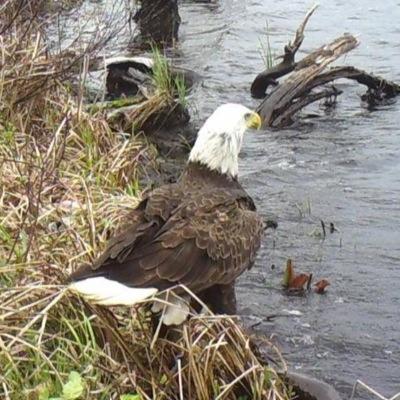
[70,162,264,314]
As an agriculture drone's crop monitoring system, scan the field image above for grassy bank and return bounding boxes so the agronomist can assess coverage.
[0,1,291,399]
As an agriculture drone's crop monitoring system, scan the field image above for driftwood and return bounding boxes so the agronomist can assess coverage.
[251,5,318,99]
[104,57,201,100]
[133,0,181,48]
[254,7,400,128]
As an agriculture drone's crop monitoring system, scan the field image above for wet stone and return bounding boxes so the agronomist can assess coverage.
[133,0,181,47]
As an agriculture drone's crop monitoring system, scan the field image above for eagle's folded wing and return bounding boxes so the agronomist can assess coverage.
[70,189,264,296]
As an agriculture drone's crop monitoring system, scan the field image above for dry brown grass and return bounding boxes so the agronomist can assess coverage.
[0,1,292,399]
[0,273,291,400]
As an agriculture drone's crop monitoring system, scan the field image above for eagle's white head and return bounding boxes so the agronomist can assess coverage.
[188,103,262,177]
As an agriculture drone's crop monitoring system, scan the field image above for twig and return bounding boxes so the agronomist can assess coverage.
[6,289,66,350]
[350,379,395,400]
[320,220,326,239]
[285,4,319,56]
[215,365,258,400]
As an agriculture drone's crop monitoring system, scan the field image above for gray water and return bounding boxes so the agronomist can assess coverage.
[177,1,400,398]
[57,0,400,397]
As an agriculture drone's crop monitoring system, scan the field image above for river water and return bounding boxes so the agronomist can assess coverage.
[177,1,400,398]
[57,0,399,397]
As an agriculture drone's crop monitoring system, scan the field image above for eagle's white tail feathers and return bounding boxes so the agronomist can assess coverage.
[151,293,190,326]
[69,277,189,325]
[69,277,158,306]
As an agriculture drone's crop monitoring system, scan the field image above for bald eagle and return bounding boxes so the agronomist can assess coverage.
[69,104,263,325]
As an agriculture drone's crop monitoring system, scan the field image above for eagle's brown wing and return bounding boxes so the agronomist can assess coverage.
[70,186,264,294]
[92,183,183,267]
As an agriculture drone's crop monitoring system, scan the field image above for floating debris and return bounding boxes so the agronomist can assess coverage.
[314,279,330,294]
[282,309,303,316]
[350,379,400,400]
[282,259,330,295]
[282,259,312,292]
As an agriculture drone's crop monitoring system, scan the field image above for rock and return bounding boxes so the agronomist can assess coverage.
[105,56,201,100]
[286,372,342,400]
[133,0,181,47]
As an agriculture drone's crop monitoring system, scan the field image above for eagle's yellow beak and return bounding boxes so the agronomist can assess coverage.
[245,112,262,130]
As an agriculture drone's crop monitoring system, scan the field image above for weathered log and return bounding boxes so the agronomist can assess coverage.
[272,86,343,127]
[107,97,190,133]
[104,56,201,100]
[257,34,359,128]
[306,66,400,98]
[253,6,400,128]
[251,5,318,99]
[250,55,294,99]
[133,0,181,48]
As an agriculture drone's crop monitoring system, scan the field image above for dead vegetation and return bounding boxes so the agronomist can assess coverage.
[0,272,291,399]
[0,1,291,399]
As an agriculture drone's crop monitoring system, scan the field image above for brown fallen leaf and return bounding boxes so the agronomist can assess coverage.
[314,279,330,294]
[282,259,312,292]
[290,273,310,290]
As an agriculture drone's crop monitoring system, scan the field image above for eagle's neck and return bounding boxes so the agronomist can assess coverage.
[180,161,238,188]
[188,131,241,178]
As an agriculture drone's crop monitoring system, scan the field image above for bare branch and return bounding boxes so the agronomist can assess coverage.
[285,3,319,56]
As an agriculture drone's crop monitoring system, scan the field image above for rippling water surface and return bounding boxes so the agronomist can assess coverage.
[60,0,400,397]
[178,1,400,397]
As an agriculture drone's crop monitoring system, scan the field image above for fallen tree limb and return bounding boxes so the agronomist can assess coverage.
[257,34,359,127]
[272,86,342,127]
[253,7,400,128]
[251,4,318,99]
[304,66,400,96]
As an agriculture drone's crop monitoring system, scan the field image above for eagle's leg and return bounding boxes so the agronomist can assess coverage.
[198,283,237,315]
